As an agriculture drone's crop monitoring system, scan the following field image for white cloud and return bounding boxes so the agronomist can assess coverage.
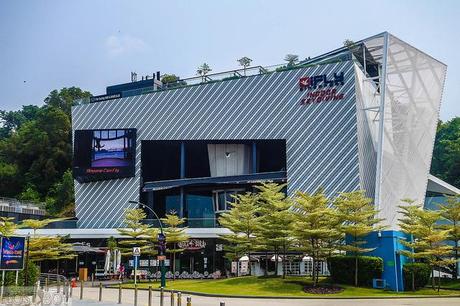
[105,34,148,57]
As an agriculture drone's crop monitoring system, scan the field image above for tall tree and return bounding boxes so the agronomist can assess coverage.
[219,192,261,276]
[117,208,158,257]
[161,213,189,280]
[284,54,299,67]
[398,200,455,291]
[431,117,460,188]
[44,87,91,117]
[237,57,252,75]
[292,190,338,286]
[438,196,460,278]
[333,190,384,286]
[20,218,74,262]
[257,183,293,278]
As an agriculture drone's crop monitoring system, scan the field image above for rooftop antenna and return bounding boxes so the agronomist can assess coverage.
[131,72,137,82]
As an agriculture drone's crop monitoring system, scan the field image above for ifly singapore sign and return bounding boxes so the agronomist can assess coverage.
[299,72,345,105]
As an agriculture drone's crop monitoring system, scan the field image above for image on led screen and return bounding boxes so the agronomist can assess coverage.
[73,129,136,183]
[91,130,132,167]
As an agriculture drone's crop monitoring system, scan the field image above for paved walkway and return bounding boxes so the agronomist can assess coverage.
[74,287,460,306]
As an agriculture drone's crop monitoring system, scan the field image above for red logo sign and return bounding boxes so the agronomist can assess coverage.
[299,72,345,105]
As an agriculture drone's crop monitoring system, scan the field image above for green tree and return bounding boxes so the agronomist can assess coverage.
[162,213,189,280]
[257,183,293,278]
[0,105,41,139]
[197,63,212,82]
[284,54,299,67]
[18,184,41,203]
[219,192,261,276]
[292,190,338,286]
[160,74,187,88]
[333,190,384,287]
[431,117,460,188]
[20,218,74,262]
[398,200,455,291]
[46,169,75,215]
[0,217,17,237]
[44,87,91,116]
[237,57,252,75]
[438,196,460,278]
[117,208,158,257]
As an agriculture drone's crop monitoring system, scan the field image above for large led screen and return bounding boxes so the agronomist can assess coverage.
[73,129,136,183]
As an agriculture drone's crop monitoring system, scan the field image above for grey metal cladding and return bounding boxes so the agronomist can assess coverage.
[72,61,360,228]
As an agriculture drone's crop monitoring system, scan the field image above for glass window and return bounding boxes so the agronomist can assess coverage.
[186,193,215,227]
[213,189,244,212]
[165,195,181,215]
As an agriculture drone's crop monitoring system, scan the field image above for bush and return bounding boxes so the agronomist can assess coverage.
[327,256,383,287]
[403,263,430,291]
[0,261,39,287]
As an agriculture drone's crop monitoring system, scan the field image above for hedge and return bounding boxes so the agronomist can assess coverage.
[403,262,431,291]
[327,256,383,287]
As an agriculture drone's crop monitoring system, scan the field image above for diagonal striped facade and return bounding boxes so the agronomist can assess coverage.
[72,60,362,229]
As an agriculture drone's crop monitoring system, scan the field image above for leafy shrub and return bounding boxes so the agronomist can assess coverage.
[327,256,383,287]
[403,263,430,291]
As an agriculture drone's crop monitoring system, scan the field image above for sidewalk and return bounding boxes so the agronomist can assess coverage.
[76,286,460,306]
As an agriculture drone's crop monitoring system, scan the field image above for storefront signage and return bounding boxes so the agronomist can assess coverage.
[178,239,207,250]
[299,72,346,105]
[0,236,25,270]
[90,93,122,103]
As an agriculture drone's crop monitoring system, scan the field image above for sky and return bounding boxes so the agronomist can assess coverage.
[0,0,459,120]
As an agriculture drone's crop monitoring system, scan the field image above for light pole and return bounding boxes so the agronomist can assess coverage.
[128,200,166,288]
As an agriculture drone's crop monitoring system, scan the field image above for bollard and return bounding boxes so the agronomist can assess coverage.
[80,280,84,300]
[177,292,182,306]
[91,273,95,287]
[160,287,164,306]
[220,302,225,306]
[148,286,152,306]
[170,290,175,306]
[134,284,138,306]
[70,282,73,297]
[99,282,103,302]
[186,296,191,306]
[118,282,122,304]
[45,278,48,291]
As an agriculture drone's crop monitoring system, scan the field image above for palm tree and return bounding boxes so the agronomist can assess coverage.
[197,63,212,82]
[237,57,252,75]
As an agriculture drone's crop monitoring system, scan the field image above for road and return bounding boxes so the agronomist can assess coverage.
[72,286,460,306]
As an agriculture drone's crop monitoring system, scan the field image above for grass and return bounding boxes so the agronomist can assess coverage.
[119,276,460,297]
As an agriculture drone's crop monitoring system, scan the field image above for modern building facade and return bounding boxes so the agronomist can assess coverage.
[18,32,456,289]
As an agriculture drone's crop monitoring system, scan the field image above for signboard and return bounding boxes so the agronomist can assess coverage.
[231,262,237,273]
[178,239,206,250]
[298,72,346,105]
[240,261,248,273]
[0,236,25,270]
[133,247,141,257]
[90,93,122,103]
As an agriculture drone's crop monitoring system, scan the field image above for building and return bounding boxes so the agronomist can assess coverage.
[18,32,457,289]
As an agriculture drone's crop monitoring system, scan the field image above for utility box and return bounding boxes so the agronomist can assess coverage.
[79,268,88,281]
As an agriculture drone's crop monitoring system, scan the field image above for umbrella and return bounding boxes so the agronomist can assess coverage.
[104,249,111,274]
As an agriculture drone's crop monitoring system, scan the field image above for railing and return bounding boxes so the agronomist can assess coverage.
[0,197,47,216]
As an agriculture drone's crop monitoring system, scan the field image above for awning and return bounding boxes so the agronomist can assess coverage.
[143,171,287,192]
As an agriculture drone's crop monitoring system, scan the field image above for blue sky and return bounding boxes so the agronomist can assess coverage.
[1,0,459,120]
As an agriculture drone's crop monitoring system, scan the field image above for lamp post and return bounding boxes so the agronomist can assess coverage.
[128,200,166,288]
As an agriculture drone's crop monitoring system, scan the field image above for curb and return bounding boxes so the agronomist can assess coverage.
[106,285,460,300]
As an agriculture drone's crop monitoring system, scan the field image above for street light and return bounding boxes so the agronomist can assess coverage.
[128,200,167,288]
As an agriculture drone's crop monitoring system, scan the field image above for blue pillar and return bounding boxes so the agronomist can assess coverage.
[364,230,410,291]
